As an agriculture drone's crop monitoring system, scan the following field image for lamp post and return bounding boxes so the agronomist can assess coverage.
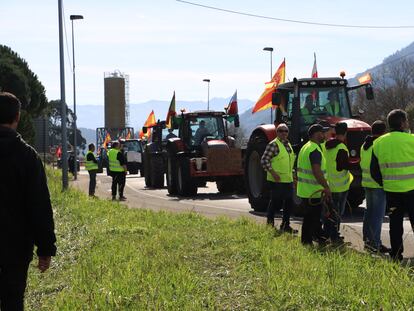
[70,14,83,180]
[58,0,68,189]
[263,47,273,123]
[203,79,210,110]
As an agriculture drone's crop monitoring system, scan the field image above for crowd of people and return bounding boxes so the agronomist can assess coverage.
[261,108,414,262]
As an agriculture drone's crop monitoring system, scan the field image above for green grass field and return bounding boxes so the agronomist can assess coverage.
[26,170,414,310]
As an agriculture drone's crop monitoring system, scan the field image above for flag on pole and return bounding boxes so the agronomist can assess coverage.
[252,59,286,114]
[358,73,372,85]
[166,92,176,129]
[144,110,157,128]
[226,90,238,115]
[103,133,111,149]
[311,53,318,78]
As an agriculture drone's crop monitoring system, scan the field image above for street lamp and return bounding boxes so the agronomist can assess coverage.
[70,14,83,180]
[263,47,274,123]
[203,79,210,110]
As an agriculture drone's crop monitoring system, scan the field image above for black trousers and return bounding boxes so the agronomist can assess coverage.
[111,172,126,197]
[301,199,323,245]
[88,170,97,196]
[386,190,414,260]
[0,262,30,311]
[266,182,293,227]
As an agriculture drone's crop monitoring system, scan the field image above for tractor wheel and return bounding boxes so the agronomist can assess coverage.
[166,154,178,195]
[150,155,164,188]
[177,157,197,196]
[216,180,235,194]
[144,151,152,187]
[244,137,269,212]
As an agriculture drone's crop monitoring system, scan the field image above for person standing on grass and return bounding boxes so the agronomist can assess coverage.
[0,92,57,310]
[371,109,414,261]
[86,143,99,197]
[361,120,390,253]
[323,122,354,244]
[108,141,127,201]
[261,123,297,233]
[297,124,332,245]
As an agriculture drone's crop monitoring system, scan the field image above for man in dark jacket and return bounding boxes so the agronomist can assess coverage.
[0,92,57,310]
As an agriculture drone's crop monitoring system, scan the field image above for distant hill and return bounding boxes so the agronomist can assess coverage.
[76,97,254,131]
[79,127,96,149]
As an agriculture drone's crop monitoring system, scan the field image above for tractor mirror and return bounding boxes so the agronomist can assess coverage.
[365,85,374,100]
[142,126,147,134]
[272,92,281,106]
[234,115,240,128]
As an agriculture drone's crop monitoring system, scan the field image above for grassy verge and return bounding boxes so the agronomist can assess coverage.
[26,169,414,310]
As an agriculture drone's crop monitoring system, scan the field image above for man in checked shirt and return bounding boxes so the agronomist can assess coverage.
[261,123,298,233]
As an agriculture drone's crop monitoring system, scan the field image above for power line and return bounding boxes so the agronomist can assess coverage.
[176,0,414,29]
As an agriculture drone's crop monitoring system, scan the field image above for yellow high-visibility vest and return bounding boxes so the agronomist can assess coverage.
[266,138,295,183]
[373,131,414,192]
[360,143,381,189]
[108,149,124,172]
[85,151,98,171]
[325,142,353,193]
[297,141,326,198]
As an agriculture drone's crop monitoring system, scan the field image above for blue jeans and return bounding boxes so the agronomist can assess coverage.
[323,191,348,241]
[362,188,386,248]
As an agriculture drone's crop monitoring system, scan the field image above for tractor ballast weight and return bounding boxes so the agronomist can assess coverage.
[245,76,373,212]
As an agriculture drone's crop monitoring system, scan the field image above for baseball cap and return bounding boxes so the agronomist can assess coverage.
[335,122,348,135]
[308,124,329,137]
[318,120,334,128]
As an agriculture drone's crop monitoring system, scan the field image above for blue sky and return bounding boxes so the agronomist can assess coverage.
[2,0,414,106]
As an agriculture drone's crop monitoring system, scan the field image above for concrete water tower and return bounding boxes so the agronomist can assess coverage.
[104,70,130,129]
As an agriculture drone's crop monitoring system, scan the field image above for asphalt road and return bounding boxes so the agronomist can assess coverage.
[72,168,414,259]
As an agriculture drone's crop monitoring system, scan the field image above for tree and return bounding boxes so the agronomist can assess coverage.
[352,59,414,127]
[0,45,48,144]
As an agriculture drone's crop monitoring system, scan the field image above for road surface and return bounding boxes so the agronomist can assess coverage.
[71,168,414,259]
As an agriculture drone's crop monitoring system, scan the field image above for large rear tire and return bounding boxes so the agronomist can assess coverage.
[144,151,152,187]
[244,137,269,212]
[150,155,165,188]
[167,155,178,195]
[177,157,197,196]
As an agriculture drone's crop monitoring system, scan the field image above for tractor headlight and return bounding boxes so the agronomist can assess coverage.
[350,149,357,157]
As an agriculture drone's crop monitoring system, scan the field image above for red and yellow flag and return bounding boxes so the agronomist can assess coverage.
[358,73,372,85]
[144,110,157,128]
[166,92,176,129]
[252,59,286,114]
[103,133,111,149]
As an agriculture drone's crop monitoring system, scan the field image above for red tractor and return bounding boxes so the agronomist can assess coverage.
[166,110,244,196]
[245,75,374,212]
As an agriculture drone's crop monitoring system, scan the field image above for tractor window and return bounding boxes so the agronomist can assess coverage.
[123,140,142,152]
[162,128,178,140]
[190,116,225,145]
[299,87,351,124]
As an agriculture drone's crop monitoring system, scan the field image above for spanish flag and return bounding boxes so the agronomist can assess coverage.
[144,110,157,128]
[166,92,176,129]
[358,73,372,85]
[252,59,286,114]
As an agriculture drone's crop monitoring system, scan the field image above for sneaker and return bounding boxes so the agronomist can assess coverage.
[112,196,116,201]
[378,244,391,254]
[280,224,298,234]
[119,196,127,201]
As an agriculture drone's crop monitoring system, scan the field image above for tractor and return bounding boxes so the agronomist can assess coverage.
[245,75,374,212]
[165,110,244,196]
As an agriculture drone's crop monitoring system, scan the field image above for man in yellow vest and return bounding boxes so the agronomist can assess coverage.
[261,123,297,233]
[360,121,390,253]
[325,91,341,116]
[108,141,127,201]
[297,124,332,245]
[324,122,354,243]
[318,120,335,153]
[371,109,414,261]
[85,143,99,197]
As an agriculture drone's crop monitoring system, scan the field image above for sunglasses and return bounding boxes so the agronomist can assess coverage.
[277,129,289,133]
